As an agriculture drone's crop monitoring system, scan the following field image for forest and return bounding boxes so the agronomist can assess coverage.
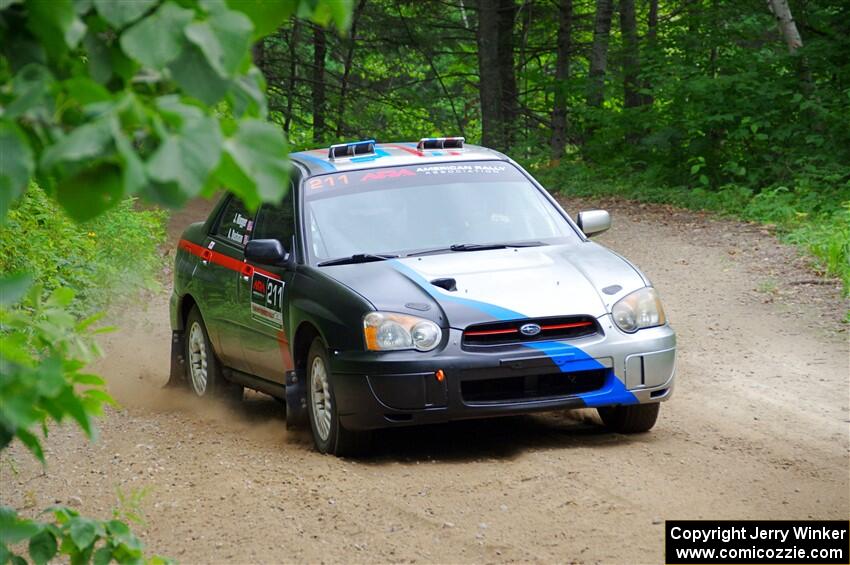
[0,0,848,563]
[257,0,849,290]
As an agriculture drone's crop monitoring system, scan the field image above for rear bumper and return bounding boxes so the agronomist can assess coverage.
[329,320,676,431]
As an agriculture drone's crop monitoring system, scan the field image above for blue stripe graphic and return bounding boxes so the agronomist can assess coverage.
[391,260,523,320]
[390,260,638,406]
[522,341,637,406]
[294,153,337,171]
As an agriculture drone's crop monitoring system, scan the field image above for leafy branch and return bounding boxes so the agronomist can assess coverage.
[0,280,114,461]
[0,506,171,565]
[0,0,351,220]
[0,1,353,563]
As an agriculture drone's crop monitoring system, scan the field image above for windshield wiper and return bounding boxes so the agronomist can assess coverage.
[317,253,399,267]
[406,241,546,257]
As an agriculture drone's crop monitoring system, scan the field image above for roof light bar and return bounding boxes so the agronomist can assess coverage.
[328,139,376,160]
[417,137,465,150]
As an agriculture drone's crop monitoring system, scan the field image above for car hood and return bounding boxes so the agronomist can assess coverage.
[319,242,647,328]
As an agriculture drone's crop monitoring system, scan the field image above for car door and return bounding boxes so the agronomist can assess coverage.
[239,184,298,383]
[200,195,255,373]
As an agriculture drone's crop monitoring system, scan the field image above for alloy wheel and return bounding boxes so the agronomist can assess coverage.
[310,355,332,441]
[188,321,208,396]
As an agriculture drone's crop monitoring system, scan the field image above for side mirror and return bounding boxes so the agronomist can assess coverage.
[245,239,289,266]
[576,210,611,237]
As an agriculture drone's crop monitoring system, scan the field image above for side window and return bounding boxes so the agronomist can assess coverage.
[253,188,295,249]
[214,197,253,247]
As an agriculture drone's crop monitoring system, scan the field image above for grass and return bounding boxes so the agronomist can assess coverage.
[757,279,779,295]
[0,184,168,315]
[527,159,850,304]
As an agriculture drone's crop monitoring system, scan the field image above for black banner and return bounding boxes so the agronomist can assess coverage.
[666,520,849,564]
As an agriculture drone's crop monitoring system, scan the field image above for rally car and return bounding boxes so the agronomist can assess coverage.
[168,138,676,456]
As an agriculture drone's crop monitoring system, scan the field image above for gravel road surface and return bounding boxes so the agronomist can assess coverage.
[4,196,848,564]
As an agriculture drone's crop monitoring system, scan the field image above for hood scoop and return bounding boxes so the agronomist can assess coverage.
[602,284,622,295]
[430,277,457,292]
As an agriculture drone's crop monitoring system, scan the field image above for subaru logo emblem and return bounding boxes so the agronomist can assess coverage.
[519,323,541,336]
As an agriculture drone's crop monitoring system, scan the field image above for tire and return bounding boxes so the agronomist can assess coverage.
[597,402,660,433]
[185,307,242,403]
[306,338,371,457]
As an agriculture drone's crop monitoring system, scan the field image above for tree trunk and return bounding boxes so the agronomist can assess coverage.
[252,39,265,70]
[477,0,503,148]
[647,0,658,44]
[767,0,812,91]
[497,0,517,147]
[284,19,300,134]
[312,25,327,143]
[550,0,572,159]
[586,0,614,108]
[767,0,803,53]
[518,0,530,148]
[336,0,368,137]
[641,0,657,106]
[619,0,640,109]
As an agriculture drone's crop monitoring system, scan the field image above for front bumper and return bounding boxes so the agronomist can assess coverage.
[329,317,676,431]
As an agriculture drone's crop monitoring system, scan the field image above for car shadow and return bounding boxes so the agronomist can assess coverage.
[230,392,648,463]
[362,411,640,464]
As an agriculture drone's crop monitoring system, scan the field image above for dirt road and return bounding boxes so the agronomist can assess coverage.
[4,197,848,564]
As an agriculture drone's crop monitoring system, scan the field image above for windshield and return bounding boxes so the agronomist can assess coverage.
[303,161,579,262]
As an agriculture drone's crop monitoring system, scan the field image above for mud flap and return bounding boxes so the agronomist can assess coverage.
[285,370,307,428]
[166,330,186,388]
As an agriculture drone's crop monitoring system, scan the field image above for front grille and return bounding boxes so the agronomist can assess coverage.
[460,369,607,403]
[462,315,599,347]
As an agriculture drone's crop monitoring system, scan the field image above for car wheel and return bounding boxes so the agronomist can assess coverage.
[185,307,242,403]
[597,402,660,433]
[306,338,371,456]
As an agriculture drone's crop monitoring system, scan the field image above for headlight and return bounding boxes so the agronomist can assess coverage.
[611,287,666,333]
[363,312,442,351]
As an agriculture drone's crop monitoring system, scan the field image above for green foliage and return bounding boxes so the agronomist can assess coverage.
[0,185,166,316]
[786,204,850,293]
[0,284,114,461]
[112,488,151,527]
[1,2,355,563]
[0,122,34,219]
[261,1,479,146]
[0,280,177,563]
[0,506,170,565]
[575,1,850,193]
[0,0,351,220]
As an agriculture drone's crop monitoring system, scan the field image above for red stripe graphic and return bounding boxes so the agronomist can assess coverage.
[179,239,278,280]
[277,330,293,370]
[387,145,463,158]
[387,144,425,157]
[178,239,293,371]
[464,320,594,337]
[540,321,594,331]
[464,328,518,337]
